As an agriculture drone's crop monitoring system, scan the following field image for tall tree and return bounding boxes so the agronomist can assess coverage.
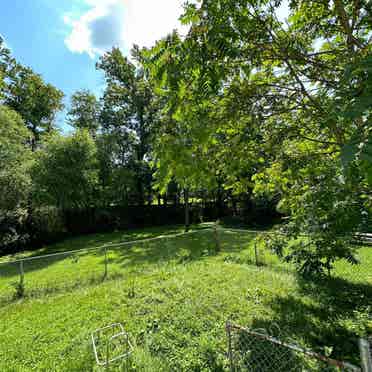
[0,105,32,212]
[0,105,33,250]
[5,67,64,150]
[95,131,137,207]
[0,36,20,101]
[67,89,100,136]
[97,47,159,205]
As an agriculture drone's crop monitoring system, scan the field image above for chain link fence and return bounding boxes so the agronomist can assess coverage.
[216,226,372,283]
[226,322,366,372]
[0,246,117,303]
[0,229,212,303]
[1,225,371,302]
[1,225,370,299]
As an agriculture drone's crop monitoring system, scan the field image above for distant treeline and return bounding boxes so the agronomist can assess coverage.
[0,198,282,255]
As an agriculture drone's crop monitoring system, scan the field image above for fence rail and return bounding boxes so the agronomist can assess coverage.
[0,228,211,266]
[0,225,370,303]
[1,225,369,268]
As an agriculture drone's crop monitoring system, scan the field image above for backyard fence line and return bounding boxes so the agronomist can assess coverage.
[226,321,363,372]
[1,224,367,268]
[0,226,215,301]
[219,227,369,241]
[0,226,212,267]
[0,224,369,302]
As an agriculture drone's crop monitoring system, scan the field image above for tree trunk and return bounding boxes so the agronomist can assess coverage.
[184,188,190,232]
[216,179,224,218]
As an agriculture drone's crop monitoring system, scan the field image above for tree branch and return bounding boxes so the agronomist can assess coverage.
[334,0,364,50]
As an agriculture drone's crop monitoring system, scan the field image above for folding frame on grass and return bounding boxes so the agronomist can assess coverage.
[91,323,133,367]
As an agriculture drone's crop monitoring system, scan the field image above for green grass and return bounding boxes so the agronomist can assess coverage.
[0,225,371,371]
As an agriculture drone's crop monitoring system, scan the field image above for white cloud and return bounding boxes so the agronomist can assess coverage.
[63,0,188,58]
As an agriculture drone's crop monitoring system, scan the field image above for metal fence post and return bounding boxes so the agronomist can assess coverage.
[359,338,372,372]
[214,220,221,252]
[15,259,25,298]
[19,259,24,286]
[254,233,259,267]
[104,247,108,279]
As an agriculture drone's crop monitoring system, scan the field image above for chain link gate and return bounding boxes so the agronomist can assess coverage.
[226,322,362,372]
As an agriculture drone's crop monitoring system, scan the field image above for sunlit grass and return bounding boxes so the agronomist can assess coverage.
[0,225,370,371]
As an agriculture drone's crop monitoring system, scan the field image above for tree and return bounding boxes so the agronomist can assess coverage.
[0,105,33,250]
[32,130,99,211]
[0,105,32,212]
[97,47,159,205]
[67,90,100,136]
[96,131,137,206]
[144,0,372,274]
[5,66,64,150]
[0,36,14,100]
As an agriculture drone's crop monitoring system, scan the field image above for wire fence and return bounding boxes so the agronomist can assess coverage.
[0,228,212,303]
[225,322,369,372]
[0,225,371,304]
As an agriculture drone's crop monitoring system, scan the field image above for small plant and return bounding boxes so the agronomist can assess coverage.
[127,279,135,298]
[176,248,192,263]
[12,281,25,299]
[70,254,80,264]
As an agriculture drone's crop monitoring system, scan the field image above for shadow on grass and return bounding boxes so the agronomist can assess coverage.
[109,229,257,268]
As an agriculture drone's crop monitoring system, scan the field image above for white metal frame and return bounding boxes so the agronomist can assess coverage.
[91,323,133,367]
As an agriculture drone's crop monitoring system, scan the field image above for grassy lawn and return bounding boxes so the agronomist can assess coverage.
[0,225,371,371]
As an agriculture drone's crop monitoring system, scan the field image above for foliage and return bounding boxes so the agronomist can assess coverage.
[340,53,372,186]
[97,47,159,205]
[95,129,138,206]
[143,0,372,274]
[0,105,32,212]
[4,66,64,150]
[31,130,99,210]
[67,89,100,135]
[0,105,33,251]
[0,36,15,100]
[1,0,371,274]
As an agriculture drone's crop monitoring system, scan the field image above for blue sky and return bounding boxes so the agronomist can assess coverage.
[0,0,186,131]
[1,0,288,131]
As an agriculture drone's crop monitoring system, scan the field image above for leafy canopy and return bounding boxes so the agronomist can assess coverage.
[32,130,99,211]
[144,0,372,274]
